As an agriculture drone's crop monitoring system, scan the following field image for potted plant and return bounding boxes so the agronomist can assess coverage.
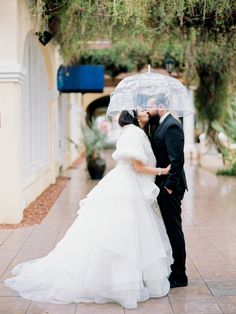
[82,119,107,179]
[69,120,107,179]
[69,120,106,180]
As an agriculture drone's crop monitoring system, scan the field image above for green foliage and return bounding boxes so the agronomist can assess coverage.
[29,0,236,62]
[29,0,236,149]
[212,98,236,143]
[211,95,236,173]
[150,31,186,71]
[146,0,236,38]
[216,162,236,176]
[220,146,236,165]
[194,36,235,144]
[195,61,228,130]
[33,0,152,63]
[77,48,130,78]
[68,119,106,159]
[212,94,236,175]
[81,120,106,159]
[76,40,150,77]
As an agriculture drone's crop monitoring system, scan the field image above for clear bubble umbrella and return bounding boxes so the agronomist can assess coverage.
[106,66,194,117]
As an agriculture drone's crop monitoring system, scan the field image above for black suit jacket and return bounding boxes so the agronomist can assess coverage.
[150,114,188,195]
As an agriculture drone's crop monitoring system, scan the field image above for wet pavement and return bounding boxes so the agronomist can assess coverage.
[0,151,236,313]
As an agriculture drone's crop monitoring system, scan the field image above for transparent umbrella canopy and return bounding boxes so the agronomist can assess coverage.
[106,68,194,117]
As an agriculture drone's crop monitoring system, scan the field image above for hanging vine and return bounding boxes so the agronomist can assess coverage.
[28,0,236,152]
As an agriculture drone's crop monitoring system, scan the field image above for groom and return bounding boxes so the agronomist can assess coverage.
[147,96,188,288]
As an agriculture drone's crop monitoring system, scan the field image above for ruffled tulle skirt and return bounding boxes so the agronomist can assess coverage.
[5,164,173,309]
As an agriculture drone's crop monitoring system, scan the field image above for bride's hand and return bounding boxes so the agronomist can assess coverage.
[164,164,171,175]
[156,164,171,176]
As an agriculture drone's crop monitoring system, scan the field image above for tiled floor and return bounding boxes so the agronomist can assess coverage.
[1,153,236,313]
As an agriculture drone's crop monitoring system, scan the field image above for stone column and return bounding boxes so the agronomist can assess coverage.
[183,90,197,160]
[0,0,26,223]
[0,65,26,223]
[48,90,60,184]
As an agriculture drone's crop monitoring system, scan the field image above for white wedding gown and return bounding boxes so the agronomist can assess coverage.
[5,124,173,309]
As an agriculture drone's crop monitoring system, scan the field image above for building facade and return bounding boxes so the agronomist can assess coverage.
[0,0,196,224]
[0,0,82,223]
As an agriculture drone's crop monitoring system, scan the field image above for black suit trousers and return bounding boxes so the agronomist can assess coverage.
[157,188,186,277]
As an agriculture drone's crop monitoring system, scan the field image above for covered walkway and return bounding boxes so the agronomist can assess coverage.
[0,152,236,313]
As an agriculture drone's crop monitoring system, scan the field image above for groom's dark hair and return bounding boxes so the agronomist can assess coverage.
[118,110,139,127]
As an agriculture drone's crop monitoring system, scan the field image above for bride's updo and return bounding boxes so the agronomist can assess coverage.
[118,110,139,127]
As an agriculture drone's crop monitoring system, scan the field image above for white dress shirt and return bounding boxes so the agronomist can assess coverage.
[159,112,170,124]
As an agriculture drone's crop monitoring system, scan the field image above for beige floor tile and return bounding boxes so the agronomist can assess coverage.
[125,297,173,313]
[20,241,54,253]
[190,256,235,273]
[211,241,236,251]
[0,268,14,281]
[218,249,236,267]
[0,248,17,261]
[1,157,236,313]
[3,229,33,243]
[186,259,205,280]
[0,240,26,251]
[0,249,17,277]
[215,295,236,313]
[187,272,203,281]
[169,295,222,313]
[0,281,19,297]
[30,227,61,237]
[7,251,44,269]
[188,246,222,258]
[172,312,222,314]
[219,249,236,258]
[0,229,34,252]
[0,297,30,314]
[226,227,236,236]
[76,302,124,314]
[0,230,13,245]
[56,229,69,242]
[191,254,234,265]
[27,302,76,314]
[20,236,57,249]
[169,279,211,297]
[200,271,236,281]
[206,280,236,297]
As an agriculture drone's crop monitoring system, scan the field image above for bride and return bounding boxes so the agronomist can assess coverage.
[5,110,173,309]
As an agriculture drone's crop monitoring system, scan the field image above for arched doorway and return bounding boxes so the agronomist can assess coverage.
[86,95,110,122]
[86,95,121,147]
[21,32,49,178]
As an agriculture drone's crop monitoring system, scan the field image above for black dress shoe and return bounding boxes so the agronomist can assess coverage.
[169,275,188,288]
[170,279,188,288]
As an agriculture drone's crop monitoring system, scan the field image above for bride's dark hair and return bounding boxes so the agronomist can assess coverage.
[118,110,139,127]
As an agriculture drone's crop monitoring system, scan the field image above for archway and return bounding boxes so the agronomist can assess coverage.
[21,31,49,178]
[86,95,110,122]
[86,95,121,147]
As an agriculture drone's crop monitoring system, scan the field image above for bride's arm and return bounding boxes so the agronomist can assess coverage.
[133,160,170,176]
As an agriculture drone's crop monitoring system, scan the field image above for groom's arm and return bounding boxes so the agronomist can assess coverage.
[164,124,184,192]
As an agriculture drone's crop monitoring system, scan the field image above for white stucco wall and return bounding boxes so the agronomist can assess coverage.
[0,0,83,223]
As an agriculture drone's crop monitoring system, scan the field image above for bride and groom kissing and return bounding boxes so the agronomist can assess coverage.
[5,101,188,309]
